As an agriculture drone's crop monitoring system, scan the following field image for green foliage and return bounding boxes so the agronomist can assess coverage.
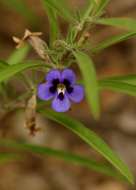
[80,1,94,24]
[42,0,74,22]
[0,60,8,70]
[39,109,134,184]
[7,45,30,65]
[0,62,49,83]
[99,79,136,96]
[96,18,136,31]
[0,0,136,184]
[102,74,136,85]
[74,51,100,119]
[95,0,110,15]
[67,0,94,44]
[42,1,59,45]
[92,31,136,53]
[0,139,126,180]
[79,74,136,97]
[0,153,20,163]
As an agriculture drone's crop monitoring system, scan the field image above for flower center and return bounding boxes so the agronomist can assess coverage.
[57,83,66,94]
[57,84,66,101]
[63,79,73,94]
[58,92,64,101]
[49,78,73,99]
[49,79,60,94]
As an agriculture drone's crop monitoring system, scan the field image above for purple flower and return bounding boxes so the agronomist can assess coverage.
[37,69,84,112]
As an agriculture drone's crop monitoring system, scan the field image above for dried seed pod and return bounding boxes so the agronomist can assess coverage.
[25,94,41,136]
[27,34,50,61]
[13,29,52,64]
[12,36,25,49]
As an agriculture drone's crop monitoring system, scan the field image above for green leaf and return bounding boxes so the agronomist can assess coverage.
[0,62,49,83]
[76,0,94,31]
[88,0,98,9]
[0,140,125,180]
[95,0,110,15]
[92,31,136,53]
[96,18,136,31]
[0,153,20,164]
[0,61,9,92]
[81,1,94,23]
[102,74,136,85]
[7,45,30,65]
[0,60,9,70]
[73,51,100,119]
[1,0,36,24]
[42,0,74,22]
[66,0,96,44]
[80,0,109,17]
[74,0,95,22]
[66,26,77,44]
[42,2,59,45]
[38,109,134,184]
[80,75,136,97]
[99,79,136,96]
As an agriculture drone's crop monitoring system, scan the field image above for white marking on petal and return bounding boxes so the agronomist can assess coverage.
[57,84,66,95]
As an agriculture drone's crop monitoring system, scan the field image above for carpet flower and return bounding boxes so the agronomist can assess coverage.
[38,69,84,112]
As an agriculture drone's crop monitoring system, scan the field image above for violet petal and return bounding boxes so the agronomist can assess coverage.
[46,69,61,83]
[52,94,71,112]
[37,83,55,100]
[67,84,84,103]
[61,69,76,84]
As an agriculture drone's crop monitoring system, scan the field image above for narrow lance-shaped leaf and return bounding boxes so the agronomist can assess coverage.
[99,79,136,96]
[95,0,110,15]
[0,153,21,163]
[92,31,136,53]
[75,0,94,37]
[0,61,8,94]
[42,1,59,45]
[0,140,125,180]
[79,76,136,97]
[102,74,136,85]
[0,60,8,70]
[7,44,30,65]
[0,61,9,90]
[42,0,74,22]
[67,0,94,43]
[95,18,136,31]
[74,0,95,23]
[88,0,98,10]
[38,109,134,184]
[73,51,100,119]
[81,1,94,24]
[0,63,50,83]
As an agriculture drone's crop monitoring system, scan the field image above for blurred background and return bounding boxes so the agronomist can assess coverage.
[0,0,136,189]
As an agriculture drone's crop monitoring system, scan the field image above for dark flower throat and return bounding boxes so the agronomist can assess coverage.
[49,78,73,100]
